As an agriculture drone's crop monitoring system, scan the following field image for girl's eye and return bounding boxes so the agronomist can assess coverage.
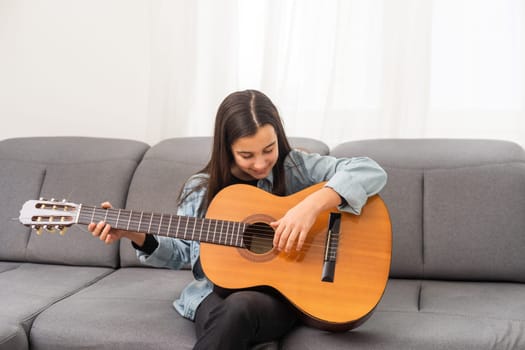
[263,148,273,154]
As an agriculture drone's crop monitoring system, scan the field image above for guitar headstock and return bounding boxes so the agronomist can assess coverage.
[19,199,80,235]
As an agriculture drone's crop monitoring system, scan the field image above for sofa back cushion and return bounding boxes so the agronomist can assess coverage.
[330,139,525,282]
[0,161,46,262]
[0,137,149,268]
[121,136,330,267]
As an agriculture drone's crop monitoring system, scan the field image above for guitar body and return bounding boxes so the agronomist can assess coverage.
[201,182,392,331]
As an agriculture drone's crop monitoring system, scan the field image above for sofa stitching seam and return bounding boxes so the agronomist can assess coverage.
[382,161,525,171]
[375,309,525,323]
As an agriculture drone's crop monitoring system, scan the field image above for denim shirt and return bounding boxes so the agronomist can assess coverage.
[136,149,387,320]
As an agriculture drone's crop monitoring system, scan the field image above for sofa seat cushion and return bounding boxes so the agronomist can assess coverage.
[0,262,22,273]
[281,279,525,349]
[0,263,113,339]
[421,280,525,321]
[283,311,525,350]
[0,317,28,350]
[30,268,196,350]
[31,267,281,350]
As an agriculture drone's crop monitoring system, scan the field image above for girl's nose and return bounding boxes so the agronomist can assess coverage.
[253,157,266,170]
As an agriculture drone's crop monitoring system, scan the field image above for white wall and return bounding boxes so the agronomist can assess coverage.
[0,0,152,141]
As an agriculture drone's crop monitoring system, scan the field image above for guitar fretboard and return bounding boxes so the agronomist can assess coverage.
[77,206,247,248]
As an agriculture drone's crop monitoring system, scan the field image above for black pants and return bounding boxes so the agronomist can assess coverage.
[193,289,298,350]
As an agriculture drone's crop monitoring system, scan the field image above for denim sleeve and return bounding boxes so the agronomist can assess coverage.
[135,175,207,270]
[291,151,387,215]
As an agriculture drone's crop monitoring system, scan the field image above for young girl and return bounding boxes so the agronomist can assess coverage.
[88,89,387,349]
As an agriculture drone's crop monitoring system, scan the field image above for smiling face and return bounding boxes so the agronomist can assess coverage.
[230,124,279,180]
[204,90,293,204]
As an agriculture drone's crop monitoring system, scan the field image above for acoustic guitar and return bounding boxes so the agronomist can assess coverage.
[18,182,391,332]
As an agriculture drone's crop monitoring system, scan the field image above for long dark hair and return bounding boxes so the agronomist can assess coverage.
[182,90,292,210]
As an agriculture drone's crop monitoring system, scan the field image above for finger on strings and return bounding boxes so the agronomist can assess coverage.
[296,231,307,251]
[278,226,292,251]
[285,229,301,253]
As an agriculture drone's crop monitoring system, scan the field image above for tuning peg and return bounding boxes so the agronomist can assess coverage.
[45,225,56,233]
[59,226,67,235]
[33,218,43,235]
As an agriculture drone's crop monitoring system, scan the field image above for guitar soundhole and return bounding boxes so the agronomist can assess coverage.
[243,222,274,254]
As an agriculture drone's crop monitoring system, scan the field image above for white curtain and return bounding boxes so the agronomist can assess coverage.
[0,0,523,148]
[146,0,524,147]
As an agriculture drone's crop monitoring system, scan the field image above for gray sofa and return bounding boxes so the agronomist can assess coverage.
[1,136,524,349]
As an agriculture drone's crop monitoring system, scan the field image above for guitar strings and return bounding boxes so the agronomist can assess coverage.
[77,206,339,251]
[82,207,339,244]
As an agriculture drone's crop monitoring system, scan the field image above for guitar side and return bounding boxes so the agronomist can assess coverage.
[201,183,392,332]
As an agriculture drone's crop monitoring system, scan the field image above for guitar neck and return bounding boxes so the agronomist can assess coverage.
[77,205,246,248]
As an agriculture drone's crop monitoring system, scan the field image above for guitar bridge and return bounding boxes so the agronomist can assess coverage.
[321,212,341,283]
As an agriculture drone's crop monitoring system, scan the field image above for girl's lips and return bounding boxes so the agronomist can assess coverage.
[251,169,270,178]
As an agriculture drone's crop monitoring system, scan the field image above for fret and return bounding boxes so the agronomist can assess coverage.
[138,212,144,232]
[199,219,205,241]
[126,210,132,231]
[147,213,153,234]
[157,214,163,235]
[238,224,244,247]
[236,223,240,246]
[161,214,169,236]
[224,222,230,245]
[241,224,246,246]
[235,224,242,247]
[105,209,112,225]
[159,214,165,236]
[166,215,173,238]
[229,222,235,246]
[235,223,241,246]
[79,207,86,223]
[115,209,121,228]
[90,206,96,224]
[219,221,224,244]
[209,220,215,243]
[213,220,218,244]
[155,214,162,235]
[205,219,211,242]
[129,212,140,232]
[191,218,197,240]
[239,224,243,247]
[175,216,181,239]
[183,218,189,240]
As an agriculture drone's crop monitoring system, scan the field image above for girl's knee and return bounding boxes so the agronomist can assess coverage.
[221,291,255,321]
